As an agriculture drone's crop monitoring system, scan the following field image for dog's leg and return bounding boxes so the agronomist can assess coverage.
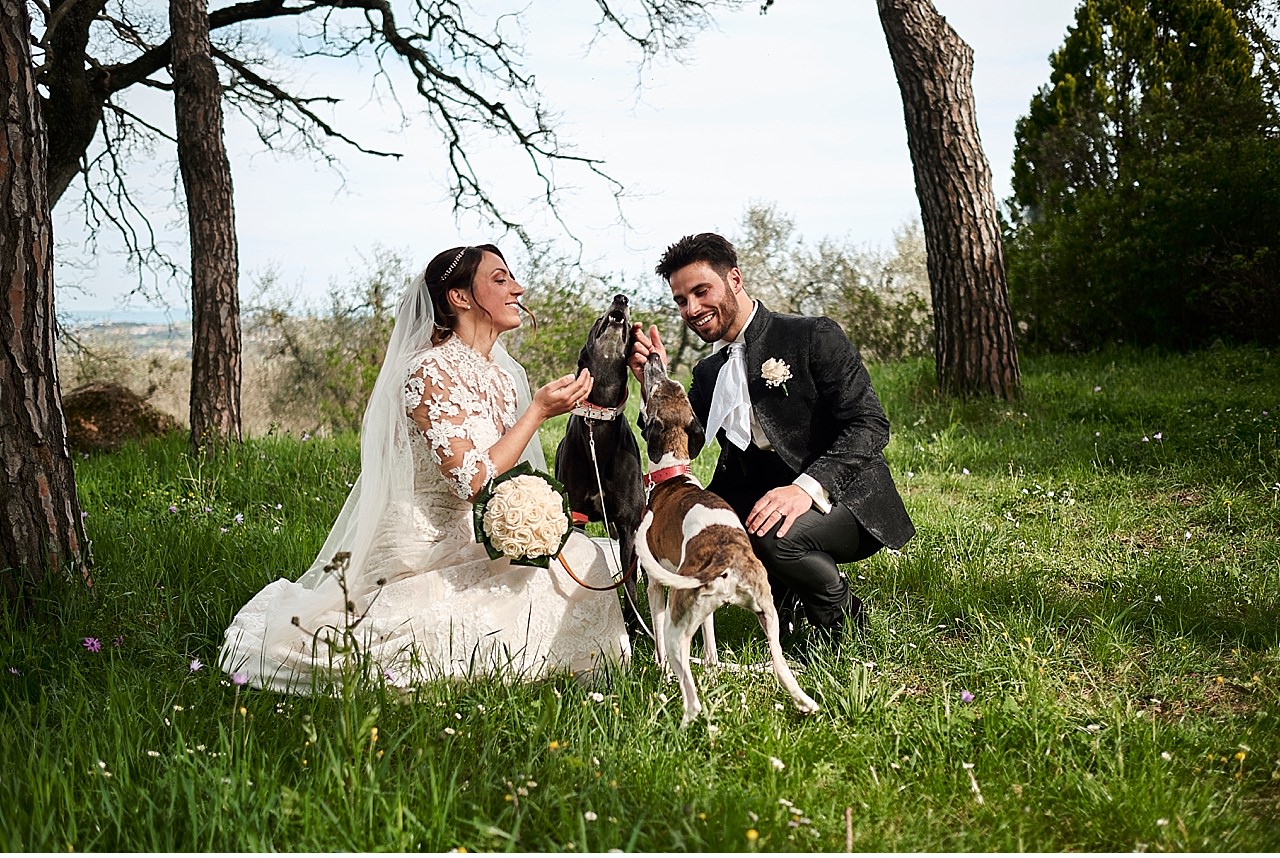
[757,601,820,715]
[619,530,646,639]
[666,611,704,728]
[646,575,668,669]
[699,616,719,668]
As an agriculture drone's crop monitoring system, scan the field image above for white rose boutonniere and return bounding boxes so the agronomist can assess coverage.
[760,357,792,395]
[473,462,573,568]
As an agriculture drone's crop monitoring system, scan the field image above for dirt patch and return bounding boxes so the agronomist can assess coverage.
[63,382,181,452]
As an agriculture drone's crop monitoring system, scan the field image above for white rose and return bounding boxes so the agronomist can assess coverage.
[761,357,792,388]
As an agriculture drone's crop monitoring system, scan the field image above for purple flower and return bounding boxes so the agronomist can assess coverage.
[231,671,249,686]
[169,504,178,513]
[960,690,975,704]
[233,513,244,525]
[112,634,124,648]
[8,667,21,676]
[83,637,102,653]
[189,658,204,672]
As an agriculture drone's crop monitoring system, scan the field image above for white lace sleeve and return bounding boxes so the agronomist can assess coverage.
[405,345,507,500]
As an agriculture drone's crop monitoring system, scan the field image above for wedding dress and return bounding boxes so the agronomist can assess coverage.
[219,334,631,692]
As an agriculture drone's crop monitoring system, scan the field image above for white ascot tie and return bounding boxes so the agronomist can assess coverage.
[705,342,752,451]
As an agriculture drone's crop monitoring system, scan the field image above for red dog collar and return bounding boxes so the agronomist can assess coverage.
[643,463,692,490]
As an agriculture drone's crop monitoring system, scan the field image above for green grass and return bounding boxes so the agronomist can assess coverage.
[2,344,1278,851]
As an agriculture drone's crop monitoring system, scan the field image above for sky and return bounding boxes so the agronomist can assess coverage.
[55,0,1082,317]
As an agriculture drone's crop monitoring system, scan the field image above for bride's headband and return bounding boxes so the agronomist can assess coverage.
[439,246,472,282]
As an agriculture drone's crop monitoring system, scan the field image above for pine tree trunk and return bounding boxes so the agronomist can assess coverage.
[0,0,90,608]
[171,0,242,452]
[877,0,1021,399]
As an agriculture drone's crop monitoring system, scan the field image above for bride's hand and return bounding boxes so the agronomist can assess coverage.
[533,368,593,420]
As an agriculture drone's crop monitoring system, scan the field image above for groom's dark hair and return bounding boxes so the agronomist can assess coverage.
[655,232,738,282]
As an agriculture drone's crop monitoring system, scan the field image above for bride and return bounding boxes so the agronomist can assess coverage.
[220,244,632,691]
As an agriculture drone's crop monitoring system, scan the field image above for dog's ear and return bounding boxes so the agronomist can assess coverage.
[644,415,667,465]
[686,412,705,460]
[576,342,590,371]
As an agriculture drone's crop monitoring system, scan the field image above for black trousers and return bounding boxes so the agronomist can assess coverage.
[749,502,882,627]
[711,443,883,628]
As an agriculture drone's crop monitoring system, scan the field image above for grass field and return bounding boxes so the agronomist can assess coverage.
[2,344,1278,851]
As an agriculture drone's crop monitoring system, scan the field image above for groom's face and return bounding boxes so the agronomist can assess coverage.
[670,262,743,344]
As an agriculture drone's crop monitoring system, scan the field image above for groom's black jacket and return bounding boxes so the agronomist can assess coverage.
[688,302,915,551]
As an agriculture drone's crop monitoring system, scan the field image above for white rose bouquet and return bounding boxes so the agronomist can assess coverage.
[760,357,792,395]
[473,462,573,568]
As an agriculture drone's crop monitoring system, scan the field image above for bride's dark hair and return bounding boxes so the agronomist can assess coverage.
[422,244,536,342]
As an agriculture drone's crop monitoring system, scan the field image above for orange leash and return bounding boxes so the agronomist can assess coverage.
[555,551,639,592]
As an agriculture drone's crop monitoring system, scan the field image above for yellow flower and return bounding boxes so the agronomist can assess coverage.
[746,829,759,843]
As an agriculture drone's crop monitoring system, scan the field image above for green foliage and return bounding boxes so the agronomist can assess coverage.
[732,204,933,362]
[247,247,405,433]
[1006,0,1280,351]
[3,346,1279,850]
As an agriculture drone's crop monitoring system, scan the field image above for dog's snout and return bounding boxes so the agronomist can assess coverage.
[605,294,630,325]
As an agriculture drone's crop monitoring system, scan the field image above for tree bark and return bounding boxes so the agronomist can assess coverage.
[171,0,242,451]
[877,0,1021,399]
[0,0,89,608]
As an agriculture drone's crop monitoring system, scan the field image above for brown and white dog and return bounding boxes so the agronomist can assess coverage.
[635,352,819,727]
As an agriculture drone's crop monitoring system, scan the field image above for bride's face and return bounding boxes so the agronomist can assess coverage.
[469,251,525,333]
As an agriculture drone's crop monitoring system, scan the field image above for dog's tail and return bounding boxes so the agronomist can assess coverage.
[641,563,713,591]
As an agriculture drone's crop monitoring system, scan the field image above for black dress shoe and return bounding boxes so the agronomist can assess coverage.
[790,619,843,666]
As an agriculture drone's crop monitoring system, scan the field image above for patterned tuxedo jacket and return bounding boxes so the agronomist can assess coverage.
[688,302,915,550]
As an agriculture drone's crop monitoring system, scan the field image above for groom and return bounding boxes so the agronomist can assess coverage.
[630,232,915,657]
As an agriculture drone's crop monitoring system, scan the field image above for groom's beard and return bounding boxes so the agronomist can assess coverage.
[686,292,739,343]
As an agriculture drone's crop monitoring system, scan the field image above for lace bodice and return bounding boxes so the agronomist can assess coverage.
[404,336,518,501]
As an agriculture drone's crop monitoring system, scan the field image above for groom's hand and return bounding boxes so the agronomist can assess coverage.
[629,323,667,382]
[747,485,812,539]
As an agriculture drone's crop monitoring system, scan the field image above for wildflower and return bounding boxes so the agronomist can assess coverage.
[190,658,204,672]
[168,504,178,513]
[232,671,249,686]
[146,750,160,758]
[7,667,20,676]
[1093,386,1102,393]
[962,468,971,475]
[301,432,311,442]
[960,690,975,704]
[746,829,759,843]
[1154,595,1163,603]
[1161,751,1172,761]
[1156,818,1169,827]
[769,756,786,771]
[112,635,124,648]
[583,811,598,822]
[234,513,244,525]
[83,637,102,653]
[589,691,605,703]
